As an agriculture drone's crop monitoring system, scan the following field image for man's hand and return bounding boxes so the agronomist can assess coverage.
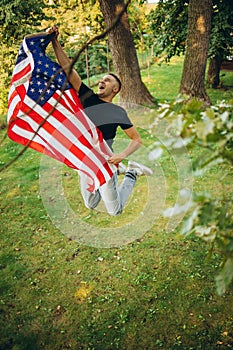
[108,153,125,165]
[46,25,59,39]
[47,25,82,92]
[108,126,142,166]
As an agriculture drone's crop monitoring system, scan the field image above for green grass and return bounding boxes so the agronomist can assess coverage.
[0,60,233,350]
[141,56,233,104]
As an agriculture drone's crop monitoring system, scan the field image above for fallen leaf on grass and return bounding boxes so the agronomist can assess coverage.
[74,282,93,303]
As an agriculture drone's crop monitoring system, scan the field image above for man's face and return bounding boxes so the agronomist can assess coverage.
[97,75,119,98]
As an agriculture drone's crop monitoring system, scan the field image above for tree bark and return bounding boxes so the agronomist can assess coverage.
[98,0,155,106]
[207,56,223,88]
[179,0,212,105]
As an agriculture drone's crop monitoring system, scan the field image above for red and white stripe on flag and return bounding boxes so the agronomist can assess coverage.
[7,33,116,192]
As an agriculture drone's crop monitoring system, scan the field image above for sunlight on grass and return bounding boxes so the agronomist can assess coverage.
[142,56,184,101]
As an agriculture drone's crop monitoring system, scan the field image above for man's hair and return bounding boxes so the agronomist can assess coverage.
[109,73,122,93]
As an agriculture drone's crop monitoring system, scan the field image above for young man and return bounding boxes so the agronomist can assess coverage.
[48,26,152,215]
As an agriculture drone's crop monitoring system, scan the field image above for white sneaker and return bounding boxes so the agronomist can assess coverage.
[128,160,153,176]
[117,162,127,175]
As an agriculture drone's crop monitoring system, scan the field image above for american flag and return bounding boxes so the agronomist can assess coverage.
[7,32,116,192]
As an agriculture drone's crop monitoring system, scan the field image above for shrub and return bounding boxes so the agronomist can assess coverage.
[149,97,233,294]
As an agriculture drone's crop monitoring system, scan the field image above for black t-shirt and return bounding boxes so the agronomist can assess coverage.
[79,83,133,149]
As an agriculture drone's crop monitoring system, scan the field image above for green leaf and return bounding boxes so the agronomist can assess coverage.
[180,207,199,235]
[216,257,233,295]
[196,117,215,142]
[194,225,216,242]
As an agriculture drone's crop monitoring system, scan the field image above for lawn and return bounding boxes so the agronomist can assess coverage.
[0,59,233,350]
[142,55,233,104]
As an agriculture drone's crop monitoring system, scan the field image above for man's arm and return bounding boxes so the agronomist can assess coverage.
[108,126,142,165]
[48,26,82,92]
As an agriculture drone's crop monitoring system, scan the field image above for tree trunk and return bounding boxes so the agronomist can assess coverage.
[207,56,223,88]
[179,0,212,105]
[98,0,155,106]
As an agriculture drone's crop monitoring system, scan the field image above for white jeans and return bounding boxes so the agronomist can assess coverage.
[80,170,137,216]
